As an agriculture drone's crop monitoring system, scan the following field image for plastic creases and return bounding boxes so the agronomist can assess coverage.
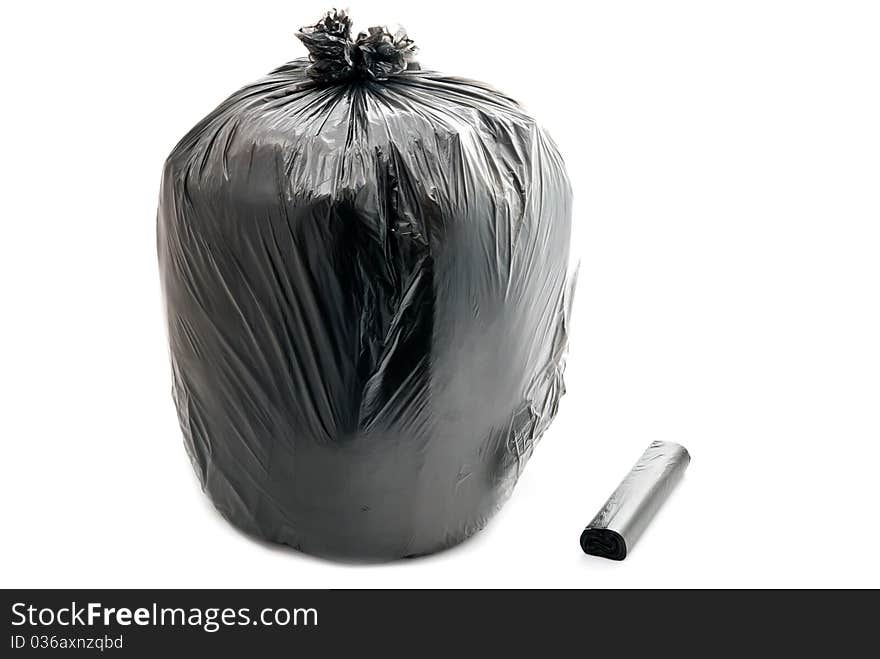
[157,9,573,560]
[580,442,691,560]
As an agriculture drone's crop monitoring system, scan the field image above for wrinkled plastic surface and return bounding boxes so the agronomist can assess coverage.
[157,10,573,560]
[581,441,691,560]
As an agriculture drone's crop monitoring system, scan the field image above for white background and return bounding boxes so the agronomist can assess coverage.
[2,0,878,588]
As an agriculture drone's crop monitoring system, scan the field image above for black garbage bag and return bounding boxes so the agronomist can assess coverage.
[157,9,573,560]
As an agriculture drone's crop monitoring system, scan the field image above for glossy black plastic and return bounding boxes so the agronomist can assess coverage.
[158,10,572,560]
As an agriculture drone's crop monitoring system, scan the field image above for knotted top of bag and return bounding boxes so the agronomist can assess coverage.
[296,9,419,85]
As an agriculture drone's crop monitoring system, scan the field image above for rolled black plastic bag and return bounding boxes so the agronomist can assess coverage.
[157,9,572,560]
[581,441,691,560]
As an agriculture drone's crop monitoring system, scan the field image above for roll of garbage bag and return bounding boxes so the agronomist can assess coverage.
[581,441,691,560]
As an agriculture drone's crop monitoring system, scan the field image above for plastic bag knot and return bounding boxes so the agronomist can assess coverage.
[297,9,418,84]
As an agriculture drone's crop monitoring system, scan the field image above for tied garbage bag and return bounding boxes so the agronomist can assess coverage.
[157,9,573,560]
